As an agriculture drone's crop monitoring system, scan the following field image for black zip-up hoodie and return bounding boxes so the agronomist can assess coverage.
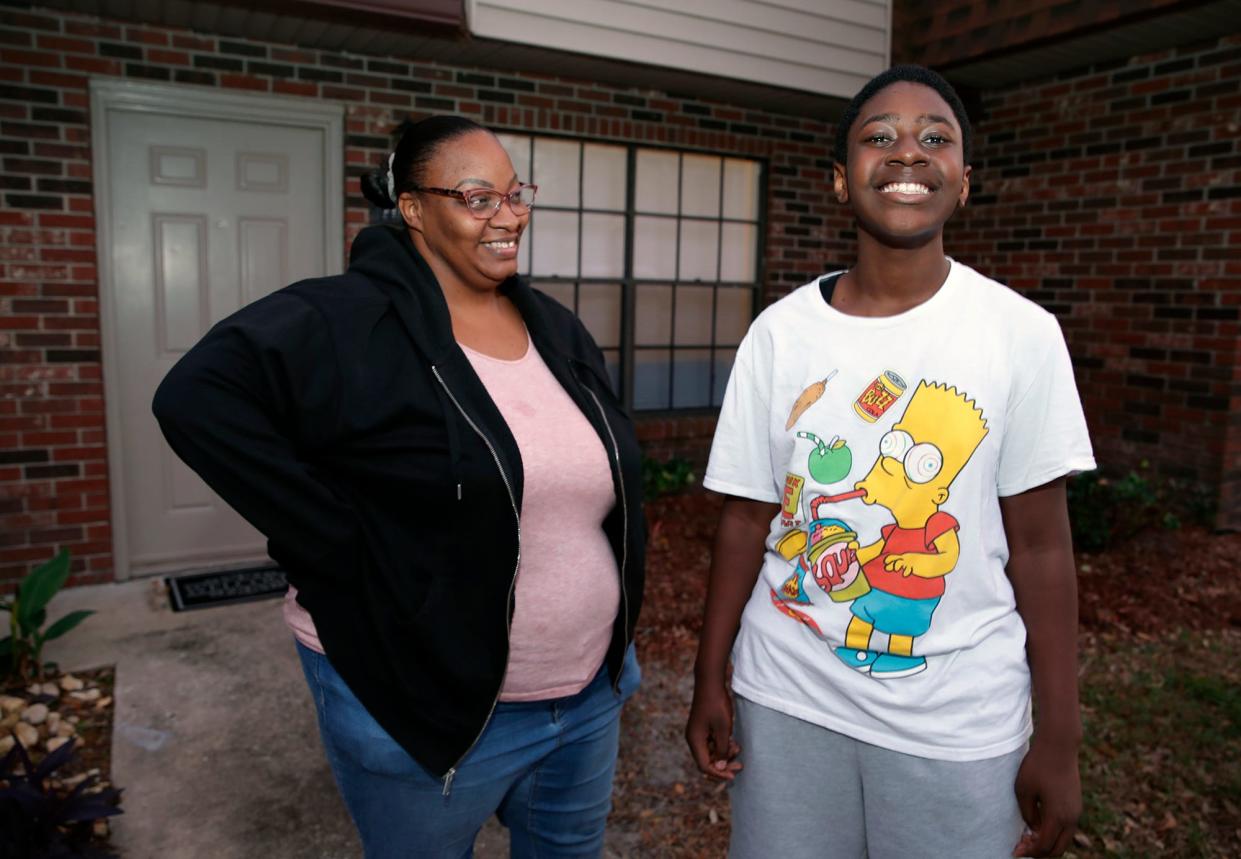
[152,223,645,779]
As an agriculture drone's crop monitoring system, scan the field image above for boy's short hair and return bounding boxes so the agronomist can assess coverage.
[832,65,972,167]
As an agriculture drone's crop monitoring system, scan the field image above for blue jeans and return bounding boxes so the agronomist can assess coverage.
[297,642,640,858]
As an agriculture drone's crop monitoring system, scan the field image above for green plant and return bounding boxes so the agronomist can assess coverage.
[0,737,122,858]
[1066,462,1214,553]
[1,550,93,685]
[641,455,697,499]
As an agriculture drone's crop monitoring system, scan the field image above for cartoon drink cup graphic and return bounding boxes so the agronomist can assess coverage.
[854,370,907,422]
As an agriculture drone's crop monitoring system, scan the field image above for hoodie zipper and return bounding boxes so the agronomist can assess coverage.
[581,380,630,693]
[431,365,520,796]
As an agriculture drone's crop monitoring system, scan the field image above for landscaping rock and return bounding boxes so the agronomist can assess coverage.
[70,688,101,702]
[0,695,25,715]
[56,720,76,737]
[60,674,85,691]
[46,736,71,753]
[14,721,38,749]
[22,702,49,725]
[47,711,60,733]
[0,735,12,755]
[41,682,61,697]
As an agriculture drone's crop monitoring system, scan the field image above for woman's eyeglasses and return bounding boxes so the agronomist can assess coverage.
[414,184,538,219]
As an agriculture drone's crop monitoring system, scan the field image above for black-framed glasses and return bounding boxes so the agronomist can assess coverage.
[414,183,538,219]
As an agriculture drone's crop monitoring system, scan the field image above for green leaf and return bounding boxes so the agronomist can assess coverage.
[16,548,71,629]
[42,609,93,643]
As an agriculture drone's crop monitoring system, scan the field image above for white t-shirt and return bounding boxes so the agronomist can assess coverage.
[704,259,1096,761]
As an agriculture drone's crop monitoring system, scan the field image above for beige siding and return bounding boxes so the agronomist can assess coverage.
[467,0,890,99]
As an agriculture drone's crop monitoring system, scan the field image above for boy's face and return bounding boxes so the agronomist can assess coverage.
[833,81,971,248]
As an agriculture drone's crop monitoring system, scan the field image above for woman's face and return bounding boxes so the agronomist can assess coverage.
[833,81,970,248]
[400,130,529,291]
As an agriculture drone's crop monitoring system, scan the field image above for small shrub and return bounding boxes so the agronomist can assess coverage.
[1067,463,1215,552]
[0,737,122,858]
[1,550,94,685]
[642,456,697,500]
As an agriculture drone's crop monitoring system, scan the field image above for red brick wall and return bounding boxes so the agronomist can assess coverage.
[894,0,1193,69]
[947,36,1241,529]
[0,5,849,586]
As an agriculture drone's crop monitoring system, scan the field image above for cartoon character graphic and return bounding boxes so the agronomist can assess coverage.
[835,381,989,679]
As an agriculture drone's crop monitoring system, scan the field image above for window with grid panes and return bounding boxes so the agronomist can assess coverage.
[496,133,764,412]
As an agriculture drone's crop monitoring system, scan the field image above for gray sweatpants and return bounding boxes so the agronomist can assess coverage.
[729,695,1027,859]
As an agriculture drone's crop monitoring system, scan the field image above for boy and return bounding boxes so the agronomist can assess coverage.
[686,66,1095,859]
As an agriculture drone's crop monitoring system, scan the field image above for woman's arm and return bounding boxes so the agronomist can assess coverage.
[152,292,359,586]
[686,496,780,780]
[1000,477,1081,858]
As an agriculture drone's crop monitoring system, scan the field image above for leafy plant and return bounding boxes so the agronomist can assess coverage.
[1,550,94,685]
[642,455,697,500]
[0,737,122,858]
[1067,462,1214,552]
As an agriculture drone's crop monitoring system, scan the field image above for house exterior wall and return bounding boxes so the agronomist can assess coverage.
[950,36,1241,529]
[468,0,890,99]
[0,4,851,586]
[894,0,1192,69]
[1,5,1238,588]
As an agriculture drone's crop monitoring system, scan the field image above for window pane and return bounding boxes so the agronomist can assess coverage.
[635,283,672,346]
[680,154,720,217]
[635,149,679,214]
[532,138,580,208]
[679,219,719,282]
[634,349,671,410]
[579,282,621,349]
[633,216,677,279]
[720,222,757,282]
[534,279,575,310]
[496,133,531,186]
[674,285,713,346]
[713,347,738,406]
[530,210,579,277]
[673,349,712,409]
[580,213,625,278]
[715,288,752,345]
[723,158,761,221]
[583,143,627,211]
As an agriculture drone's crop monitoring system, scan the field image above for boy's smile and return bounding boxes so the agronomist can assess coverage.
[833,81,970,247]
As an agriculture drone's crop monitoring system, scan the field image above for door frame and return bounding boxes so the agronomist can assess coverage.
[90,79,345,580]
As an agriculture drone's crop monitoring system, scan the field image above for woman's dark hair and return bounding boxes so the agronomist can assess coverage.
[360,115,489,209]
[831,65,971,167]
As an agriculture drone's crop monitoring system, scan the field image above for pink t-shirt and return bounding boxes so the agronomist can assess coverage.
[284,334,621,701]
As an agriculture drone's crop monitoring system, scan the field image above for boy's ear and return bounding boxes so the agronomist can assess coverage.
[833,160,849,204]
[398,192,423,233]
[958,165,972,210]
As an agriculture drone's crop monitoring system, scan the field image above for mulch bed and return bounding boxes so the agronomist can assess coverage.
[611,491,1241,857]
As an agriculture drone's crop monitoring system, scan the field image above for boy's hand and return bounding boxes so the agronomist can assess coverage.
[1012,735,1081,856]
[685,680,743,781]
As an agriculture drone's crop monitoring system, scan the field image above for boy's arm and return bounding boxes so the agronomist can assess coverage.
[686,496,780,781]
[1000,477,1081,858]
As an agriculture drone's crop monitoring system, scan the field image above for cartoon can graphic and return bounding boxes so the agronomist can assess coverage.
[854,370,907,423]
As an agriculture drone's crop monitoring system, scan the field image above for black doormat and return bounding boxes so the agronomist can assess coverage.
[166,565,288,612]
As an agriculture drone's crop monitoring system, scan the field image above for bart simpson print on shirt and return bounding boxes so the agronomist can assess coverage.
[835,381,989,679]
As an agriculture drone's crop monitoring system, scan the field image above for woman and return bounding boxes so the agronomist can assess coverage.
[153,116,645,857]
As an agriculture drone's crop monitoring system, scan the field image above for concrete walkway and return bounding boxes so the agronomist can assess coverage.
[41,580,511,859]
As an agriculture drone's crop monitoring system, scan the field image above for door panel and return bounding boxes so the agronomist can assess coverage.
[107,110,329,576]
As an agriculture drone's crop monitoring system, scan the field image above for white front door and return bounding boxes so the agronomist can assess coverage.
[92,82,343,579]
